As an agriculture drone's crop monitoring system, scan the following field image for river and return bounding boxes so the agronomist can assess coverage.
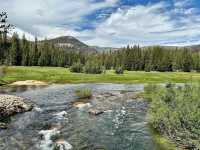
[0,83,160,150]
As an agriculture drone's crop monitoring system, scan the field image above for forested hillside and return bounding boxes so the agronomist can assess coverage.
[1,33,200,73]
[0,35,199,72]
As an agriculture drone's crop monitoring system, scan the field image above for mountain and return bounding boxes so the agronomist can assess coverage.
[44,36,97,53]
[142,45,200,52]
[91,46,120,52]
[185,45,200,51]
[41,36,122,53]
[37,35,200,53]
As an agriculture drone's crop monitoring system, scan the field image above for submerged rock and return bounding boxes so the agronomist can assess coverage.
[73,102,91,109]
[0,122,7,129]
[0,94,33,119]
[88,109,104,116]
[55,139,72,150]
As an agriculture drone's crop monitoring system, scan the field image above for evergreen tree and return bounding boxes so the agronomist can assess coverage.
[181,49,192,72]
[21,34,30,66]
[192,53,200,72]
[32,37,39,66]
[9,33,21,65]
[0,12,13,63]
[38,38,51,66]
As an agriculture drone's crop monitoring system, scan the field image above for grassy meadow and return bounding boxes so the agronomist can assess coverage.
[0,66,200,84]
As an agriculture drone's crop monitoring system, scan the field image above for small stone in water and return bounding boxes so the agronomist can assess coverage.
[54,111,68,120]
[55,139,72,150]
[88,109,104,116]
[0,122,7,129]
[73,102,91,109]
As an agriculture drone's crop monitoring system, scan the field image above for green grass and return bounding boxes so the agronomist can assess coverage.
[150,128,178,150]
[0,66,200,84]
[75,88,92,99]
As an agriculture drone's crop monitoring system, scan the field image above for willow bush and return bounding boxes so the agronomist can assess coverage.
[70,62,83,73]
[115,66,124,74]
[146,83,200,149]
[0,66,8,86]
[83,60,104,74]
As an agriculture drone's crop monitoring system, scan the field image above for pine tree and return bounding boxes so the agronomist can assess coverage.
[32,37,39,66]
[181,49,192,72]
[21,34,30,66]
[9,33,21,65]
[38,38,51,66]
[0,12,13,63]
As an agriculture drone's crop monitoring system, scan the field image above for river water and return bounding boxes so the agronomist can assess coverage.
[0,83,159,150]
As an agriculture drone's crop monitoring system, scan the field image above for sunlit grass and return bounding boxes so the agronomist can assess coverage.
[0,66,200,84]
[75,88,92,99]
[150,127,178,150]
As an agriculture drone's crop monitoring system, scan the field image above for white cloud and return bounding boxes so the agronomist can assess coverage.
[0,0,118,37]
[9,27,36,41]
[83,1,200,47]
[2,0,200,47]
[173,0,192,8]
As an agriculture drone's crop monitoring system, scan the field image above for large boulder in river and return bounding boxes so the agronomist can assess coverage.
[0,95,33,118]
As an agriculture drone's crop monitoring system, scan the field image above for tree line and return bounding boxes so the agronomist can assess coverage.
[98,45,199,72]
[1,33,200,73]
[1,33,87,67]
[1,12,200,73]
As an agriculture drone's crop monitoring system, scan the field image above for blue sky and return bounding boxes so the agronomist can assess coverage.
[1,0,200,47]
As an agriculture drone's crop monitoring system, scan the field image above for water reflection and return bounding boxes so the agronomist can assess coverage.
[0,85,47,94]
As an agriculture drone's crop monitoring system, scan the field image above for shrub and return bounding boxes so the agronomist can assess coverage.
[0,66,7,86]
[75,88,92,99]
[143,84,160,101]
[148,83,200,149]
[0,66,7,77]
[144,64,152,72]
[115,67,124,74]
[70,62,83,73]
[64,65,69,68]
[83,60,103,74]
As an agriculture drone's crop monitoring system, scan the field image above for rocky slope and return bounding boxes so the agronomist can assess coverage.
[43,36,97,53]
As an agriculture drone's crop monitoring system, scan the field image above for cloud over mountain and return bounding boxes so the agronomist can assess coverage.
[1,0,200,47]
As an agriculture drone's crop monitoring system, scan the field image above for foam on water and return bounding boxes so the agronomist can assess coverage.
[34,106,43,112]
[55,140,73,150]
[38,127,73,150]
[39,128,60,150]
[54,111,68,120]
